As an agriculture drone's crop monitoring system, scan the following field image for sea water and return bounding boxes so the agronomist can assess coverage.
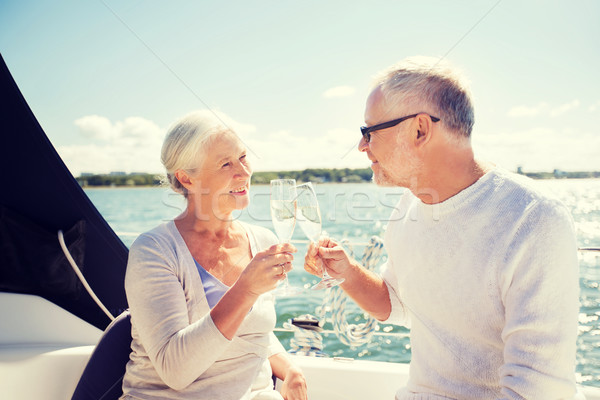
[85,179,600,387]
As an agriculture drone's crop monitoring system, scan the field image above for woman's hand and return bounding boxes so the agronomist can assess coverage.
[237,243,297,296]
[279,365,307,400]
[304,236,352,279]
[212,243,296,340]
[304,238,324,277]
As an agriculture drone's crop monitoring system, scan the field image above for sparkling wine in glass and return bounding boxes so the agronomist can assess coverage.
[296,182,344,290]
[270,179,303,296]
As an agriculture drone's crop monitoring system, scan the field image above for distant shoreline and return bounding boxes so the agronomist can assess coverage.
[76,169,600,188]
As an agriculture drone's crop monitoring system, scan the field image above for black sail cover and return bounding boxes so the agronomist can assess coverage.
[0,54,128,330]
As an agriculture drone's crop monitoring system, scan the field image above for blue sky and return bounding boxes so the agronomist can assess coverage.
[1,0,599,175]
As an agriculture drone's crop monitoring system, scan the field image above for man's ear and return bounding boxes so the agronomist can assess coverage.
[414,114,434,147]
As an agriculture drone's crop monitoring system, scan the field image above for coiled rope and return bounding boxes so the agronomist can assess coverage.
[317,236,385,347]
[283,315,327,357]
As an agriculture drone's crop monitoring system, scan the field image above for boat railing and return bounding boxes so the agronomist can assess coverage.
[115,231,600,253]
[272,326,410,338]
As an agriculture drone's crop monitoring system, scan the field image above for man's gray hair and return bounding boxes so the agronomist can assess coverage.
[373,56,475,138]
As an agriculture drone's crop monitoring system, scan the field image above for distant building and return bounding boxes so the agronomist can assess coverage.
[110,171,126,176]
[553,169,567,178]
[80,172,94,177]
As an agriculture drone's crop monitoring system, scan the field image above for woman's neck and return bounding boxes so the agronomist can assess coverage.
[175,198,235,237]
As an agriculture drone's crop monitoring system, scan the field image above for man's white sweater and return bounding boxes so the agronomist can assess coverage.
[381,168,581,399]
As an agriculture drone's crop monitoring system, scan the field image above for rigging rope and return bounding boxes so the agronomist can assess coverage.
[317,236,385,347]
[58,230,115,321]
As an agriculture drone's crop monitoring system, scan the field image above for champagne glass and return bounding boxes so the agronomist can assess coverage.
[296,182,344,290]
[270,179,303,296]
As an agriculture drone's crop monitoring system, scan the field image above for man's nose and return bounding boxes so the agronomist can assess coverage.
[358,135,369,152]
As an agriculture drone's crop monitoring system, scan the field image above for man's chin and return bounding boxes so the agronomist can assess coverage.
[372,171,396,187]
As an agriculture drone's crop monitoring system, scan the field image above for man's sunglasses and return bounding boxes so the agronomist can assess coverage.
[360,113,440,143]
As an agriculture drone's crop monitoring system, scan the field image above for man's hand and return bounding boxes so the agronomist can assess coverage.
[305,236,392,321]
[304,237,354,279]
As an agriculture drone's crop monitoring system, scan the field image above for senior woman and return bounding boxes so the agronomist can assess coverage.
[120,110,307,400]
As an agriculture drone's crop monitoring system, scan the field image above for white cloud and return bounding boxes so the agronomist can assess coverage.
[57,143,164,176]
[588,101,600,112]
[74,115,163,145]
[550,100,580,117]
[64,113,367,177]
[507,100,581,118]
[322,85,356,99]
[62,111,406,178]
[65,111,259,176]
[60,115,165,176]
[62,110,599,178]
[74,115,117,141]
[507,102,548,117]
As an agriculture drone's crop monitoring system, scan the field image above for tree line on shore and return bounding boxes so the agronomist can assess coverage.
[76,168,600,187]
[76,168,375,187]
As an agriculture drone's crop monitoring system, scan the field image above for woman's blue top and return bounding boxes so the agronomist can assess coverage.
[194,259,229,309]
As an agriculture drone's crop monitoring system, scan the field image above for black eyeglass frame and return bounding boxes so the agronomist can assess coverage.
[360,113,440,143]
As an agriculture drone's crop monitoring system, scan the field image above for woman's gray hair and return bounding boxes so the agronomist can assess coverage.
[372,56,475,138]
[160,110,234,196]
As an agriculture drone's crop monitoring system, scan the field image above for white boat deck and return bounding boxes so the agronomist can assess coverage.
[1,292,599,399]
